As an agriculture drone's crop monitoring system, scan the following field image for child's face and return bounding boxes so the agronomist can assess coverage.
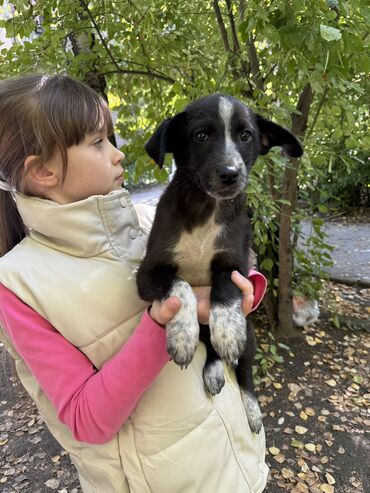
[47,132,125,204]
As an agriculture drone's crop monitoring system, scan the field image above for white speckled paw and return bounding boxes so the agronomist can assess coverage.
[241,390,263,434]
[209,302,247,365]
[203,359,225,395]
[165,279,199,368]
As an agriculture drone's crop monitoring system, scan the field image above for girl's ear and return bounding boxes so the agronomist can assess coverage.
[255,114,303,158]
[24,155,59,190]
[145,112,186,168]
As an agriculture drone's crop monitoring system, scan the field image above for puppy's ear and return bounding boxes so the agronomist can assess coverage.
[145,117,172,168]
[145,112,187,168]
[255,114,303,158]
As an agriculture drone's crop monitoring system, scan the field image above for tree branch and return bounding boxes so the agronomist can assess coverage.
[213,0,231,52]
[99,69,174,83]
[305,86,329,140]
[225,0,240,53]
[247,35,264,91]
[291,83,314,137]
[79,0,174,83]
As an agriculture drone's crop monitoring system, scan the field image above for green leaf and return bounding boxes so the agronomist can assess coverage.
[260,258,274,272]
[320,24,342,42]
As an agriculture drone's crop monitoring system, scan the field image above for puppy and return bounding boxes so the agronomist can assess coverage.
[136,94,303,433]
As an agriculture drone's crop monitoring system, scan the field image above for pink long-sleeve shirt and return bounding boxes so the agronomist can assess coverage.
[0,271,266,445]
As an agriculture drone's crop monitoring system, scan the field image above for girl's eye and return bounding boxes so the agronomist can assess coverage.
[93,139,103,148]
[194,130,208,143]
[240,129,252,141]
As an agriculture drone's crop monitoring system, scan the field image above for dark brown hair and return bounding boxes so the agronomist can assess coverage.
[0,74,113,257]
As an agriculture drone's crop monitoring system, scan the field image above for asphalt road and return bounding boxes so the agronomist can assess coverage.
[130,185,370,287]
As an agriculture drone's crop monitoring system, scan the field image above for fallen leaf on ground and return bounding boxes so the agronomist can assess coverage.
[295,426,308,435]
[291,438,304,449]
[273,453,286,463]
[305,443,316,452]
[320,485,334,493]
[325,473,335,485]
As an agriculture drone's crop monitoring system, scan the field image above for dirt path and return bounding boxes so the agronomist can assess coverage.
[1,281,369,492]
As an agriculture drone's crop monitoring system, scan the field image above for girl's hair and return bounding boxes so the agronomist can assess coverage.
[0,74,113,257]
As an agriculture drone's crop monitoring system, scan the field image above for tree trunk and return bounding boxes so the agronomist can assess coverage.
[277,83,313,336]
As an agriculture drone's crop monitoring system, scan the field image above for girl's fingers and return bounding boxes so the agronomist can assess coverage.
[159,296,182,324]
[150,296,182,325]
[231,271,255,316]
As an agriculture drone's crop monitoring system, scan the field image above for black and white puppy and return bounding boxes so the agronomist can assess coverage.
[136,94,303,433]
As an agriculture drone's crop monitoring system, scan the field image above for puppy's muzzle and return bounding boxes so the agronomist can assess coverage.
[218,166,240,186]
[208,165,245,199]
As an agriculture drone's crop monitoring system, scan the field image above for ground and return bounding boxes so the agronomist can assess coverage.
[0,280,369,493]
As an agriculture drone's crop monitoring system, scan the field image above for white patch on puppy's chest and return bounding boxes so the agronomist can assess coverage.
[173,213,224,286]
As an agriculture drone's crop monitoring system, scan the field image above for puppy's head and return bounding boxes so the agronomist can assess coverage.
[145,94,303,200]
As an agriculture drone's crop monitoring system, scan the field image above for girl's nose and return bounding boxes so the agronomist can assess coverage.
[113,147,125,165]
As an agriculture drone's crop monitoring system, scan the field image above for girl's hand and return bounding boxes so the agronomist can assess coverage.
[149,271,254,326]
[231,270,254,316]
[193,271,255,325]
[149,296,182,326]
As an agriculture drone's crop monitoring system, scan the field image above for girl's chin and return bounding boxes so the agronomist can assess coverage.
[113,177,124,189]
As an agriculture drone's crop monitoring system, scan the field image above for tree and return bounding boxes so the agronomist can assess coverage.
[1,0,369,336]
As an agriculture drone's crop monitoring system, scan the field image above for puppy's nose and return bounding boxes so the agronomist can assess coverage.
[218,167,240,185]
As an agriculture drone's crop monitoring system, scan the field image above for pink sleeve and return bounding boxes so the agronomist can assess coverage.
[0,283,169,445]
[248,270,267,312]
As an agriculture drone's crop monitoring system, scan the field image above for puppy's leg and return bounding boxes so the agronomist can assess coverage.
[166,279,199,369]
[235,322,263,434]
[199,326,225,395]
[209,267,247,365]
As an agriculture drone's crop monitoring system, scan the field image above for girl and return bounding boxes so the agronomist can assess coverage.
[0,74,268,493]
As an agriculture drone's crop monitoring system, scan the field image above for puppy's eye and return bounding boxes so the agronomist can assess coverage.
[194,131,208,142]
[240,129,252,141]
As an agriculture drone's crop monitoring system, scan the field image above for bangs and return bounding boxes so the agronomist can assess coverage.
[33,75,114,163]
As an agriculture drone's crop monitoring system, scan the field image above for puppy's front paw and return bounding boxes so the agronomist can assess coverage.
[166,317,199,369]
[209,303,247,365]
[241,390,263,434]
[166,279,199,369]
[203,359,225,395]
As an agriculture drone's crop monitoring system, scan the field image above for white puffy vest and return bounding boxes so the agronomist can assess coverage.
[0,190,268,493]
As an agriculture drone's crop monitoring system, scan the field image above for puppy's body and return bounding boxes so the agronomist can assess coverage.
[137,94,303,434]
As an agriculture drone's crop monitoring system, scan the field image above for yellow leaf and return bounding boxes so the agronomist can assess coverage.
[273,382,282,389]
[274,453,286,464]
[325,473,335,485]
[305,336,317,346]
[301,461,309,472]
[269,446,280,455]
[305,443,316,452]
[296,483,309,493]
[300,411,308,420]
[320,485,334,493]
[295,425,308,435]
[305,407,315,416]
[325,379,337,387]
[291,438,304,449]
[281,467,294,479]
[0,438,8,446]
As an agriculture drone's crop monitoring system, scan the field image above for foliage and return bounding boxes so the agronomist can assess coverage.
[0,0,369,332]
[253,330,291,385]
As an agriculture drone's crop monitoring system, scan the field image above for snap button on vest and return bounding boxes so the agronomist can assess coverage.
[120,197,128,208]
[130,229,138,239]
